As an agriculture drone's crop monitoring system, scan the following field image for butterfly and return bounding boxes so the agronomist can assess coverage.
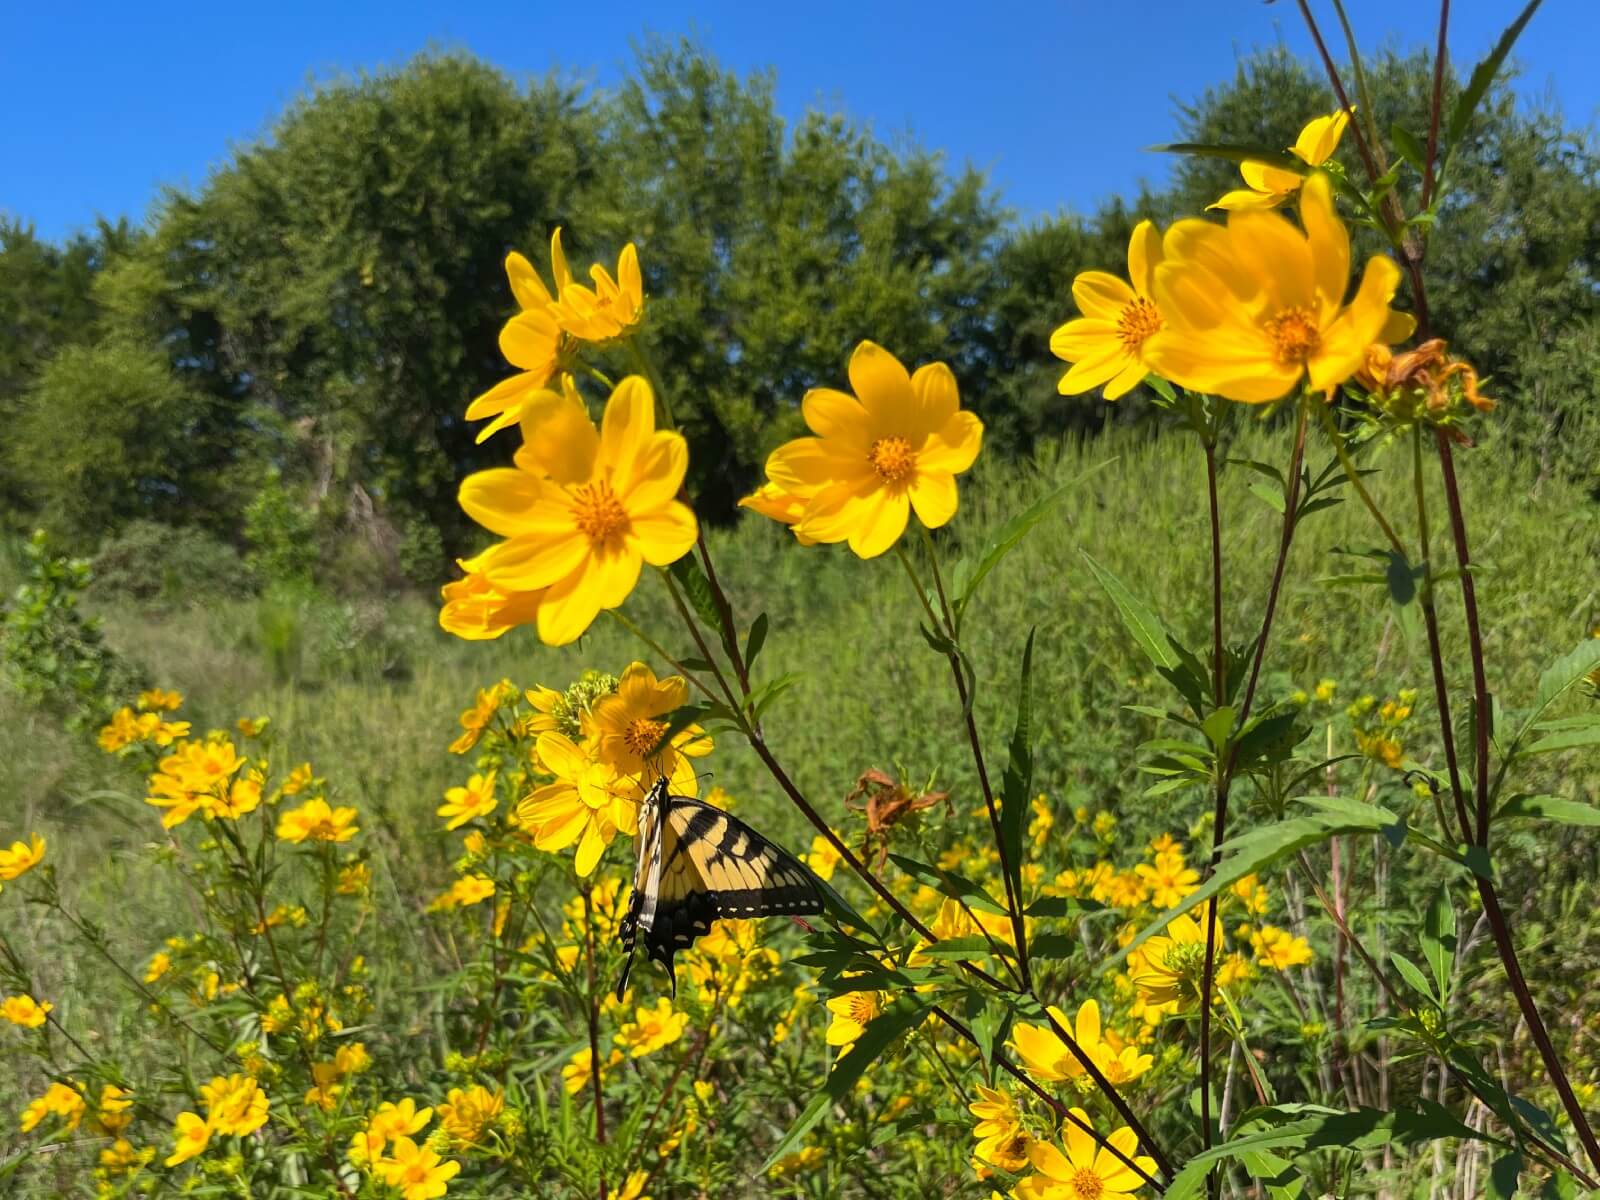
[616,775,825,996]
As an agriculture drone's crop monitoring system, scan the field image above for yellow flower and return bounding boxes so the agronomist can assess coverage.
[0,833,45,880]
[517,731,639,876]
[1229,874,1270,916]
[1050,221,1166,400]
[757,341,983,558]
[438,772,498,830]
[138,687,183,712]
[236,715,269,738]
[369,1098,433,1145]
[276,798,360,843]
[449,682,513,755]
[615,997,688,1058]
[585,661,712,786]
[281,762,314,796]
[1012,1000,1151,1088]
[1315,678,1337,702]
[1018,1108,1157,1200]
[825,989,884,1054]
[202,1074,269,1137]
[1211,109,1351,212]
[546,228,645,342]
[435,1085,502,1146]
[98,706,142,751]
[145,950,172,982]
[1129,915,1217,1009]
[465,248,568,444]
[429,873,495,911]
[1,994,52,1028]
[1132,851,1199,910]
[562,1046,623,1094]
[304,1061,343,1111]
[1252,925,1314,971]
[1145,173,1412,403]
[165,1110,211,1165]
[768,1145,827,1177]
[94,1084,134,1135]
[374,1135,461,1200]
[737,482,819,544]
[99,1137,151,1173]
[460,375,697,645]
[969,1084,1034,1176]
[438,555,544,641]
[337,861,372,896]
[19,1081,84,1133]
[805,834,843,882]
[615,1169,653,1200]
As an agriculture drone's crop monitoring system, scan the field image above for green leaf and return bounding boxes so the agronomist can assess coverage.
[759,996,931,1172]
[887,853,1006,915]
[744,612,769,671]
[1389,951,1437,1004]
[1488,1152,1523,1200]
[811,872,879,938]
[999,628,1036,907]
[1495,793,1600,827]
[1149,142,1305,173]
[1202,706,1237,752]
[1250,481,1286,514]
[1422,888,1457,1004]
[1162,1104,1497,1200]
[1080,550,1178,671]
[668,555,722,636]
[1521,724,1600,756]
[1446,1,1543,147]
[747,672,802,722]
[952,459,1114,626]
[1390,122,1427,170]
[1111,797,1401,969]
[1512,640,1600,747]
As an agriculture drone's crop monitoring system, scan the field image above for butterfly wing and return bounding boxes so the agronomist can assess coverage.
[616,791,823,995]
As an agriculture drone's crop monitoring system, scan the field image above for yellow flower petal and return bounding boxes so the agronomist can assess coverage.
[846,486,910,559]
[479,528,590,592]
[1071,271,1136,321]
[535,561,605,647]
[458,469,543,539]
[630,502,699,566]
[847,340,915,427]
[1126,220,1163,296]
[505,249,554,310]
[802,387,871,445]
[909,361,960,438]
[1293,109,1350,166]
[599,376,656,489]
[918,411,984,474]
[517,378,598,484]
[1049,317,1119,360]
[908,470,957,529]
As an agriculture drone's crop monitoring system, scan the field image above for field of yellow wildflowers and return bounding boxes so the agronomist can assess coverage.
[5,4,1600,1198]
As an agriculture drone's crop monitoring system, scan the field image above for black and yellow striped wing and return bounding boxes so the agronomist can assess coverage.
[616,780,824,996]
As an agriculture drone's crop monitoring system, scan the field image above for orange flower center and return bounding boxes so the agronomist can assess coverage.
[1071,1167,1105,1200]
[624,718,668,758]
[847,993,881,1023]
[867,436,915,483]
[1116,297,1162,353]
[573,481,630,544]
[1265,307,1321,366]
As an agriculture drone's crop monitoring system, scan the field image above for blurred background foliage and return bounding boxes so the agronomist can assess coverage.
[2,40,1597,591]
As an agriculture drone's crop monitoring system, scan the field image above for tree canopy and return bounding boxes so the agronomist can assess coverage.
[2,39,1594,580]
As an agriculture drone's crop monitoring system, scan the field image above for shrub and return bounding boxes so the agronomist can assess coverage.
[90,520,255,605]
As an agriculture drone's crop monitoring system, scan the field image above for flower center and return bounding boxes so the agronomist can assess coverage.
[573,481,630,544]
[1265,307,1321,366]
[624,718,668,758]
[1072,1167,1105,1200]
[848,993,882,1023]
[867,436,915,483]
[1116,297,1162,353]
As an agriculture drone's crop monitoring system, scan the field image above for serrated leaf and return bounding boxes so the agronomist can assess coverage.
[668,555,722,635]
[1080,550,1178,671]
[1447,1,1543,147]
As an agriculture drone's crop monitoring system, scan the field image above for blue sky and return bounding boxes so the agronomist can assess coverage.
[4,1,1596,243]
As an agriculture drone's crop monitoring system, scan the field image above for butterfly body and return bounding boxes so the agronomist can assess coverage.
[616,777,824,996]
